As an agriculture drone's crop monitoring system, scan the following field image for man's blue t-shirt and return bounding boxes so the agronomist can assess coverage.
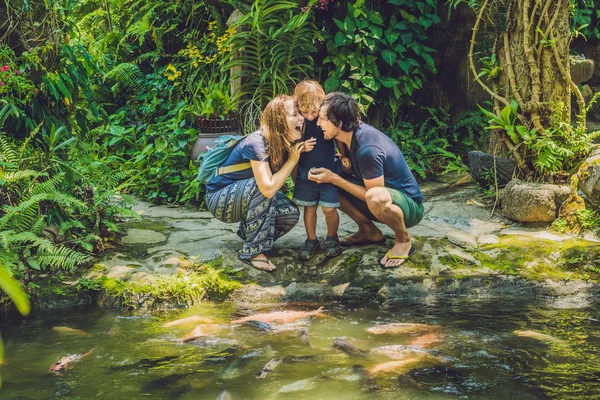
[297,119,336,186]
[349,122,423,203]
[206,131,267,193]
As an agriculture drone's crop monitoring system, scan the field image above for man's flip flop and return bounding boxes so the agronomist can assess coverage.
[382,247,416,264]
[339,237,386,247]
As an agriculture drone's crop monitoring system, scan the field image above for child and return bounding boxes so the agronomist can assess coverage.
[292,80,341,260]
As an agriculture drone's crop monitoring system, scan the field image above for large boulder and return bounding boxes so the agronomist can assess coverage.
[570,56,595,85]
[577,149,600,206]
[468,151,516,188]
[501,180,570,223]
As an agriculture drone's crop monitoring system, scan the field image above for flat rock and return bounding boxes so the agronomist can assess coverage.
[121,229,167,245]
[106,265,135,279]
[500,228,570,242]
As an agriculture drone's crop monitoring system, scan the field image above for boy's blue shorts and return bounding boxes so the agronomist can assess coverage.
[292,179,340,208]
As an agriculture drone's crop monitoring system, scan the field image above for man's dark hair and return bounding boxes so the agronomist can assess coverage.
[320,92,360,132]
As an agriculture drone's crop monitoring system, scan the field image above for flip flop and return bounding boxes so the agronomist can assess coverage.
[239,256,276,272]
[339,237,386,247]
[381,247,416,268]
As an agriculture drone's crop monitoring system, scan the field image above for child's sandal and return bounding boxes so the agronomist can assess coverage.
[298,239,320,261]
[324,235,342,258]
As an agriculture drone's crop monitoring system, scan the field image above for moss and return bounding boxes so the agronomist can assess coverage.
[341,254,361,281]
[92,265,242,310]
[439,255,469,269]
[475,235,600,281]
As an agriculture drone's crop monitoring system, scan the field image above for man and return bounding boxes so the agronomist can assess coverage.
[308,92,424,268]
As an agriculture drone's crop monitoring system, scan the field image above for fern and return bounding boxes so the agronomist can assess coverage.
[24,172,65,199]
[0,135,19,166]
[2,170,47,183]
[36,244,93,271]
[223,0,316,128]
[103,63,148,96]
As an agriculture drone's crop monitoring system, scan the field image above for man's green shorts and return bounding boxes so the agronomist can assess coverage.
[339,181,424,228]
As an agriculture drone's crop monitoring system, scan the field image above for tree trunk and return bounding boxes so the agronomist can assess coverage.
[483,0,574,171]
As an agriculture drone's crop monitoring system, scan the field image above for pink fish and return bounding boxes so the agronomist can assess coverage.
[231,307,326,325]
[369,354,430,375]
[367,323,441,335]
[49,349,94,375]
[408,332,444,348]
[163,315,215,328]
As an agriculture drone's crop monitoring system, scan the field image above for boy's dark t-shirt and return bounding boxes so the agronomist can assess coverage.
[297,118,336,187]
[206,131,267,193]
[348,122,423,203]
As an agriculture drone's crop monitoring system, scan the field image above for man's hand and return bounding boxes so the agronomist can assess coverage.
[308,167,337,184]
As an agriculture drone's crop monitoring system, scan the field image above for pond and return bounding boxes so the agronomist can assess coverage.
[1,298,600,399]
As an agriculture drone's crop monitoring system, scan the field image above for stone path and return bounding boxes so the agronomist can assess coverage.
[90,178,600,305]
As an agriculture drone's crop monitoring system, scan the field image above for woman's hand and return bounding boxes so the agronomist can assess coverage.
[288,141,305,163]
[308,167,337,184]
[302,137,317,153]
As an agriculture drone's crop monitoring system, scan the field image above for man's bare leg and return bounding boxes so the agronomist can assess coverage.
[365,188,411,268]
[338,195,383,245]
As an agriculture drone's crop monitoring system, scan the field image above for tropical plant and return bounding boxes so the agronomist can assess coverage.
[223,0,318,132]
[0,134,94,272]
[479,95,600,180]
[385,108,468,179]
[570,0,600,41]
[454,0,590,181]
[185,76,237,120]
[322,0,439,120]
[0,265,30,387]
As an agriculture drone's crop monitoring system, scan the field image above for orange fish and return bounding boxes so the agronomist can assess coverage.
[163,315,215,328]
[369,354,430,375]
[49,349,94,375]
[367,323,441,335]
[231,307,325,325]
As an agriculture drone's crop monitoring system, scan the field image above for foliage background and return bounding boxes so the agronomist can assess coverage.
[1,0,599,281]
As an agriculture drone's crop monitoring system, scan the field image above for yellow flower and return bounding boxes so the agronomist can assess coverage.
[163,64,181,81]
[208,21,218,31]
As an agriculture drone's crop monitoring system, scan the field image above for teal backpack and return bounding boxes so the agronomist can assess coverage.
[196,135,251,184]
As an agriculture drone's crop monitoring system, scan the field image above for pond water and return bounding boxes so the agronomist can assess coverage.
[1,298,600,399]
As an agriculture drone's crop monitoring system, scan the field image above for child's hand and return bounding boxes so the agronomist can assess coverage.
[302,137,317,153]
[341,156,352,174]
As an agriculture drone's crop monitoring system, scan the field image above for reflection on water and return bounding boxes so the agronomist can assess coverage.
[1,298,600,399]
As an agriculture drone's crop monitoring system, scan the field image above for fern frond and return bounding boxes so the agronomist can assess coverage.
[0,135,19,166]
[30,216,46,236]
[36,243,93,271]
[58,220,86,235]
[25,172,65,199]
[0,193,85,230]
[2,170,47,183]
[103,63,147,95]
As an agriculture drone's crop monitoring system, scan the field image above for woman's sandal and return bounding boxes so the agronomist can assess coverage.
[239,256,276,272]
[298,239,320,261]
[324,235,342,258]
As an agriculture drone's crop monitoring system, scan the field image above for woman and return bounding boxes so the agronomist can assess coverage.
[205,95,316,271]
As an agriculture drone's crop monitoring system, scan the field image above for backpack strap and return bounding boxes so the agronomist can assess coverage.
[216,162,251,176]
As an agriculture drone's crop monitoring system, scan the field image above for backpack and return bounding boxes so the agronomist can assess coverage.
[196,134,252,184]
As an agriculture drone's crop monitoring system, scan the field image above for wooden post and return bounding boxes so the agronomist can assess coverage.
[227,10,244,101]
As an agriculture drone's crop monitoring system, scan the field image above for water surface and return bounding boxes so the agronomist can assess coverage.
[1,298,600,399]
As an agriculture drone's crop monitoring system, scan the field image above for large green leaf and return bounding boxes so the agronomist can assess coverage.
[324,76,340,92]
[0,267,30,316]
[382,50,397,66]
[380,76,400,88]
